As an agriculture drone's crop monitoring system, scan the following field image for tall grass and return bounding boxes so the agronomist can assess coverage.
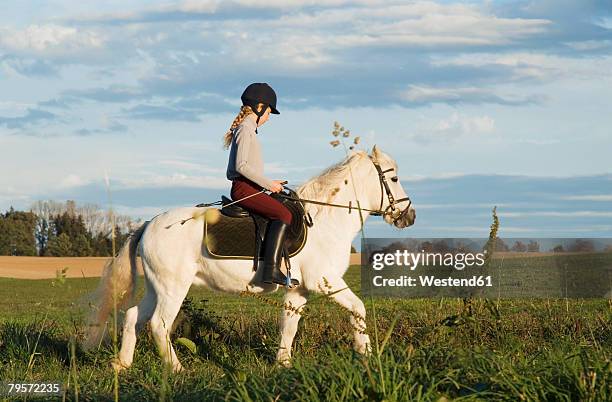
[0,275,609,400]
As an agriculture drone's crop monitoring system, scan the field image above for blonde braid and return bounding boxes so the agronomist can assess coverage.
[223,103,268,149]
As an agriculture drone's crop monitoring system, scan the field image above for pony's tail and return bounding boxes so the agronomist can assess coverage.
[81,222,149,351]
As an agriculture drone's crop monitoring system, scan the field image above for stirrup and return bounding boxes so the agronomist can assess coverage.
[263,261,299,287]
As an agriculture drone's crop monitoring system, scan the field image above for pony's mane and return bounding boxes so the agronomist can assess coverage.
[296,150,370,217]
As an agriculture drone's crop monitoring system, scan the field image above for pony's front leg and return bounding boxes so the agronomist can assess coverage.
[320,277,371,355]
[277,287,308,367]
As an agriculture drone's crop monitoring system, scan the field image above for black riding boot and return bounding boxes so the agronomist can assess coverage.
[262,220,299,287]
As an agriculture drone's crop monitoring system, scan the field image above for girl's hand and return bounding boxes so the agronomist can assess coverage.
[270,180,286,193]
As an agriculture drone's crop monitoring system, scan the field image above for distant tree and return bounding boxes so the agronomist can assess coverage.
[46,233,73,256]
[432,239,452,253]
[91,225,130,257]
[568,239,595,252]
[527,240,540,252]
[91,232,111,256]
[604,244,612,252]
[72,234,93,257]
[51,211,93,256]
[382,241,407,253]
[552,245,564,253]
[511,241,527,252]
[30,199,141,237]
[350,245,357,253]
[492,237,509,252]
[0,208,37,256]
[421,241,434,253]
[34,216,52,256]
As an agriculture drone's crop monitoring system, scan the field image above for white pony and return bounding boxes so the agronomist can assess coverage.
[82,145,416,372]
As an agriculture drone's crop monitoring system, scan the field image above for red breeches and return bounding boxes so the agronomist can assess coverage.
[230,176,292,225]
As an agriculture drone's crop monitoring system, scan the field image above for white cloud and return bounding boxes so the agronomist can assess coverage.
[561,195,612,202]
[514,138,560,145]
[436,112,495,134]
[417,202,510,209]
[400,85,537,105]
[432,52,612,81]
[402,172,467,182]
[111,204,180,218]
[422,225,538,233]
[403,111,495,144]
[158,159,224,173]
[118,174,229,189]
[564,40,612,51]
[0,24,104,54]
[497,211,612,218]
[59,174,89,188]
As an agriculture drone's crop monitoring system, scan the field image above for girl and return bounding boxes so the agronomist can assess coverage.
[224,82,299,287]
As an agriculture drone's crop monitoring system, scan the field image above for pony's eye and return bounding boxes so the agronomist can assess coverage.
[391,176,398,182]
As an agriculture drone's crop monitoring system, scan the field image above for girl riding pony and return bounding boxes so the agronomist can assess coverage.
[223,82,299,287]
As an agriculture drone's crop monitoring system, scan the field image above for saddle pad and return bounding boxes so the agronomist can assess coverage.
[204,209,307,259]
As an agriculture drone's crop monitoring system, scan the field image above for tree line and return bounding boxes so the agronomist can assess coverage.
[0,200,141,257]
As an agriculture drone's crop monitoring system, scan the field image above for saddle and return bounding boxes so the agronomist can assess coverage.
[200,188,312,272]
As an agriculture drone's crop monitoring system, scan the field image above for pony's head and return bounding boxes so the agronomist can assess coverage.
[367,145,416,229]
[296,146,416,228]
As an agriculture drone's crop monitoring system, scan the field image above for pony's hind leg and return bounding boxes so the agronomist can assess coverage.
[149,291,188,373]
[113,286,156,372]
[146,267,194,373]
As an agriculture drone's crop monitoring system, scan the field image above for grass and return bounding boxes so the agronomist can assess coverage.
[0,266,610,401]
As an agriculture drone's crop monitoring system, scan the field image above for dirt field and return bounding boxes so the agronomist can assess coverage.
[0,254,363,279]
[0,256,143,279]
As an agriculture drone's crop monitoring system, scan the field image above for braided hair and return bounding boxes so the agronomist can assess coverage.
[223,103,267,149]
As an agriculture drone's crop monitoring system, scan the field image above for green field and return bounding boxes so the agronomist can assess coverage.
[0,266,610,401]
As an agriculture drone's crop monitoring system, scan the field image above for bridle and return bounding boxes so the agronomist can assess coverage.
[271,156,412,224]
[368,155,412,221]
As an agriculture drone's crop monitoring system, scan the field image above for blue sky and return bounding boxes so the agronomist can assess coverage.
[1,0,611,242]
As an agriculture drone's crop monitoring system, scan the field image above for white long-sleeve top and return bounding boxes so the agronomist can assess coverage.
[226,113,275,190]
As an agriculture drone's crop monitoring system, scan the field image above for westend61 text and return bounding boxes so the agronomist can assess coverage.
[371,250,487,271]
[372,275,493,287]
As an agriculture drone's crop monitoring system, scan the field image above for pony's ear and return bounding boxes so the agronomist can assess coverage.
[371,144,382,160]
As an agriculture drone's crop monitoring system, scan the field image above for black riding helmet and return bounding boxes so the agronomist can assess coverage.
[241,83,279,133]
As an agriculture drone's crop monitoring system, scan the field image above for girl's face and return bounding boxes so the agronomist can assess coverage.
[256,106,271,126]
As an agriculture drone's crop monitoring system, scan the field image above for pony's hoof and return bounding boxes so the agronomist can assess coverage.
[111,358,129,373]
[355,344,371,356]
[172,363,185,374]
[277,358,293,368]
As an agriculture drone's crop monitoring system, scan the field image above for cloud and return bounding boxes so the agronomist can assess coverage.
[0,55,59,77]
[403,111,495,144]
[158,159,225,173]
[497,211,612,218]
[74,120,128,136]
[0,24,104,54]
[400,85,543,106]
[11,0,553,112]
[64,85,146,103]
[59,174,89,188]
[402,172,467,182]
[0,107,57,129]
[561,195,612,202]
[432,52,612,82]
[120,104,203,121]
[118,174,229,189]
[1,0,612,137]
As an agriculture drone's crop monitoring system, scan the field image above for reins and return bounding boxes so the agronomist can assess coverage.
[273,193,386,215]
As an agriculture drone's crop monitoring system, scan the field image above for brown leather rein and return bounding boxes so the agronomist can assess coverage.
[275,156,412,221]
